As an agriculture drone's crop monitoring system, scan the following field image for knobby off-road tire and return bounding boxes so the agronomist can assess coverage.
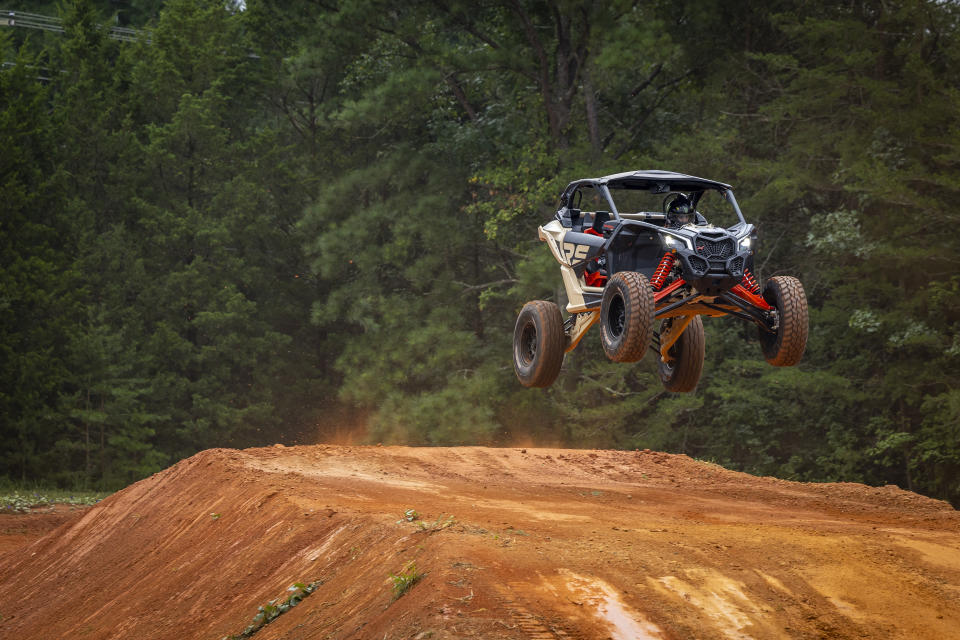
[758,275,808,366]
[513,300,566,388]
[600,271,655,363]
[659,315,705,393]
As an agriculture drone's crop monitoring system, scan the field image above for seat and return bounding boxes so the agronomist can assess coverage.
[591,211,610,234]
[584,211,611,287]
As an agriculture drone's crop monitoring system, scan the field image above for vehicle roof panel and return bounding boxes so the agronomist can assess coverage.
[567,170,732,192]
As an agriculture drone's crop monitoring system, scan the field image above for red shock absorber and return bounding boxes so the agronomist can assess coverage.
[741,269,760,293]
[650,252,676,290]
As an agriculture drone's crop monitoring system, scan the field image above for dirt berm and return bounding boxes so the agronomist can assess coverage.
[1,445,958,639]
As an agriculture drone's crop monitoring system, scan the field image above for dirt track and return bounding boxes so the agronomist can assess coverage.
[1,445,958,639]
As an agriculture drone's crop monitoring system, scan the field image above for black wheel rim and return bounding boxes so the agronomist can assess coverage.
[608,295,625,338]
[519,322,538,366]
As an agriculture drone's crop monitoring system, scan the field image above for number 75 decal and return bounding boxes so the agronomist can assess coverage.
[563,242,590,264]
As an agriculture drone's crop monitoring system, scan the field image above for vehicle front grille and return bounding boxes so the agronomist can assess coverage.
[695,236,735,259]
[730,256,744,274]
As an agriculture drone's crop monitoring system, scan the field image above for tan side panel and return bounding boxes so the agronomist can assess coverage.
[540,223,588,311]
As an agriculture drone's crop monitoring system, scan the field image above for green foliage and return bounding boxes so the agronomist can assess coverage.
[223,581,322,640]
[390,562,425,600]
[0,490,108,513]
[0,34,76,484]
[2,0,960,506]
[2,0,323,490]
[397,508,421,523]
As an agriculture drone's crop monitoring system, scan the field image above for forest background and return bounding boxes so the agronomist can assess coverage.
[2,0,959,507]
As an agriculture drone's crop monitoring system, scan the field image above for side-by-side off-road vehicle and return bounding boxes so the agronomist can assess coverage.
[513,170,808,392]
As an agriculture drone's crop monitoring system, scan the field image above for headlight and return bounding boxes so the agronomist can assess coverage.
[663,234,692,250]
[739,236,753,250]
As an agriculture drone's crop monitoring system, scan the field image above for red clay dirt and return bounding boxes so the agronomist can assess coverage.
[0,445,958,640]
[0,504,88,556]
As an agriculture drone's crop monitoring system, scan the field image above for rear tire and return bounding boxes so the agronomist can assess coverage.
[758,276,808,366]
[513,300,566,388]
[600,271,654,363]
[659,316,705,393]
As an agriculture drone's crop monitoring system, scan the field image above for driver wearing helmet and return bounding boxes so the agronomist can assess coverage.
[667,194,695,228]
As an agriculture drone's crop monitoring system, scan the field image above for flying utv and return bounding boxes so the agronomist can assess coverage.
[512,170,808,392]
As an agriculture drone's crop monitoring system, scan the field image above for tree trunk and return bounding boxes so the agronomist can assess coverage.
[509,1,590,150]
[583,65,600,157]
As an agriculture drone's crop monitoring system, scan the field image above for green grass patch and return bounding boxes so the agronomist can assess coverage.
[0,490,110,513]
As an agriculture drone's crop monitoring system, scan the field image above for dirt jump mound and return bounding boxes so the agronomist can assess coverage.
[1,445,958,639]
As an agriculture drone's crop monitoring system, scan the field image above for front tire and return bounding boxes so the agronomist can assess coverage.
[758,275,808,366]
[513,300,566,388]
[600,271,654,363]
[659,316,705,393]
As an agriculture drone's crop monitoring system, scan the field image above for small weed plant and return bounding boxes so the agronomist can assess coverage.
[397,508,421,523]
[418,514,456,532]
[397,509,456,533]
[223,581,322,639]
[390,562,425,600]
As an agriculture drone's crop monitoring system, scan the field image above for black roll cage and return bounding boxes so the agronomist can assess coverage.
[559,171,746,242]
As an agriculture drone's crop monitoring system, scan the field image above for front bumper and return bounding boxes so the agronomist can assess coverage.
[675,246,750,296]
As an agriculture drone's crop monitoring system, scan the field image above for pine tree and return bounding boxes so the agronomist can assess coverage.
[0,35,75,481]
